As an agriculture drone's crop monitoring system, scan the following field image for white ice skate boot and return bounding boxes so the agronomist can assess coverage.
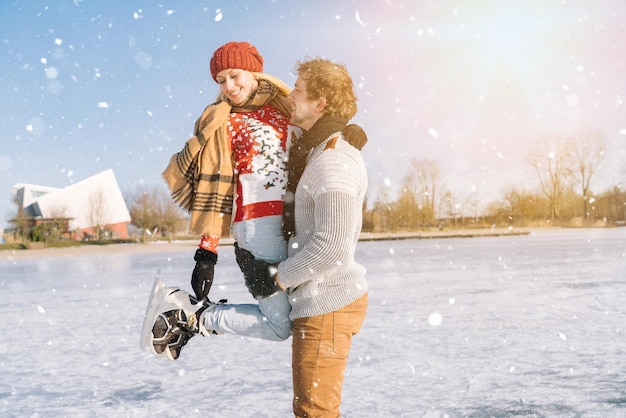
[140,273,216,361]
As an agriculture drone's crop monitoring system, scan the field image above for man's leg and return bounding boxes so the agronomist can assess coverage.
[291,294,368,417]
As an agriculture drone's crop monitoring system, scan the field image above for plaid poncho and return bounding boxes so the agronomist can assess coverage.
[162,74,292,237]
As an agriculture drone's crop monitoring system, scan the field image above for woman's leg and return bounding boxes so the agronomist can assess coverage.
[201,290,292,341]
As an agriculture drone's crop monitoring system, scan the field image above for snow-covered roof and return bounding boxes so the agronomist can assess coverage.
[12,183,62,210]
[16,169,130,230]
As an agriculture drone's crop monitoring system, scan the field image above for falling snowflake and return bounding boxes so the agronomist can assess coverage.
[428,312,442,326]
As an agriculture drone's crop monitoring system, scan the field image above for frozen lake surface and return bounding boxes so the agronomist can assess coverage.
[1,228,625,417]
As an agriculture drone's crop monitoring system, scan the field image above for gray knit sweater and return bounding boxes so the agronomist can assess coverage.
[276,132,368,320]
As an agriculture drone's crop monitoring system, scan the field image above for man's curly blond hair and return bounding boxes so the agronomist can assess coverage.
[295,58,357,122]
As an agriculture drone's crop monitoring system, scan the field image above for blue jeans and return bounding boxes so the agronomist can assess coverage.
[202,290,292,340]
[201,226,292,340]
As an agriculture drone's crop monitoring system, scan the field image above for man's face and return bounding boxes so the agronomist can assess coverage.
[215,68,257,106]
[288,77,322,130]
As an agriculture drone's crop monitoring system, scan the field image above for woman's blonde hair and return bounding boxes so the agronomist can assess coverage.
[295,58,357,121]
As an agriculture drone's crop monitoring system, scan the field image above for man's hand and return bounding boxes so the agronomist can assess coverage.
[191,248,217,302]
[234,243,279,299]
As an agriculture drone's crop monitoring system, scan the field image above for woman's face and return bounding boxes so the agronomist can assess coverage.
[215,69,258,105]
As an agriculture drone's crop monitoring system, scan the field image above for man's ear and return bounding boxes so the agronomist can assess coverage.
[316,97,327,112]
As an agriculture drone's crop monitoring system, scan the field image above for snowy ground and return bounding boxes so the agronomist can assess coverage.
[1,228,625,417]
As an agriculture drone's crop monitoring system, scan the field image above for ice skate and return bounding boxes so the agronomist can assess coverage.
[140,272,216,361]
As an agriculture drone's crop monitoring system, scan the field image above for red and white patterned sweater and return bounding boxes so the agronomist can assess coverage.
[230,103,290,221]
[227,104,300,261]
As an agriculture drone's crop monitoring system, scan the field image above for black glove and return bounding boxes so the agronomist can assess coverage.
[191,248,218,302]
[234,243,280,299]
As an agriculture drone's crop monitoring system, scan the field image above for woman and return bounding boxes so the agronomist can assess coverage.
[146,41,299,361]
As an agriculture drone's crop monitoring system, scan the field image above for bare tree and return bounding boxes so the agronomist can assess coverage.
[154,186,187,240]
[438,189,479,227]
[439,190,458,226]
[370,182,393,232]
[568,130,607,220]
[405,158,442,224]
[89,188,106,240]
[129,184,186,242]
[10,193,30,242]
[500,185,539,225]
[527,135,572,221]
[396,177,420,229]
[601,184,626,222]
[47,206,70,241]
[462,192,481,223]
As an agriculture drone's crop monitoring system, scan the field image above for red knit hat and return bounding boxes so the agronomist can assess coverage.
[210,41,264,81]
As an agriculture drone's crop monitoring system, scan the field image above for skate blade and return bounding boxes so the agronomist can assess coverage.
[139,271,170,358]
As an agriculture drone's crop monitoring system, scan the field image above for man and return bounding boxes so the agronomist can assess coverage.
[237,57,369,417]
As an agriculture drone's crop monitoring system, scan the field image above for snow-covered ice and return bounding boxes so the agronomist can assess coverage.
[1,228,625,417]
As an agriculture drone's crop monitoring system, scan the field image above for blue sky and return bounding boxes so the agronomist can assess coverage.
[2,1,626,229]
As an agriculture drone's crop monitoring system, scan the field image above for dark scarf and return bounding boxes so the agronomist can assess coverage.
[282,114,367,239]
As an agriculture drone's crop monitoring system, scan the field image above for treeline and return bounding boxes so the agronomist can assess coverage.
[363,183,625,232]
[9,129,621,243]
[362,129,625,232]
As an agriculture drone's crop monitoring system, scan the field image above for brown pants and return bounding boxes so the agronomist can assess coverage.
[291,294,368,418]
